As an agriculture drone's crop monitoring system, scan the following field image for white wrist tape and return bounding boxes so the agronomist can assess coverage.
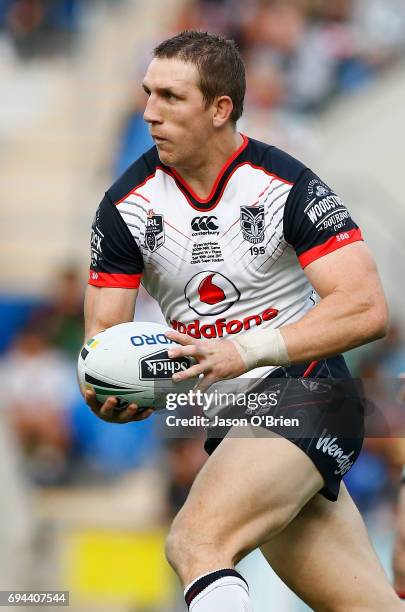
[232,327,290,370]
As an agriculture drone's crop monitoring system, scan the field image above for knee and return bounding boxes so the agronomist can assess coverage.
[165,512,229,579]
[165,520,186,573]
[165,501,294,578]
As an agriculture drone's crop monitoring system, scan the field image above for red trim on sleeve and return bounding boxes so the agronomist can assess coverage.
[298,228,363,269]
[88,270,142,288]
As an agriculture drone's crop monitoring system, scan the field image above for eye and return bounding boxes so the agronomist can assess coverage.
[164,91,179,101]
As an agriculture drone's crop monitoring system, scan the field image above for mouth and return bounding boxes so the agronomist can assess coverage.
[152,135,168,144]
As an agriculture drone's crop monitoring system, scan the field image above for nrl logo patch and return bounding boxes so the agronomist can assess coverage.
[240,206,265,244]
[144,210,165,252]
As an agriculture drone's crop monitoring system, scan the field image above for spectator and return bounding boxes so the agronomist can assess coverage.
[3,0,80,59]
[30,266,84,360]
[0,323,76,485]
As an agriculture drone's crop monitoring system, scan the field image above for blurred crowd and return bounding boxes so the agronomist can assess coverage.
[176,0,405,112]
[3,0,405,77]
[0,0,84,58]
[117,0,405,172]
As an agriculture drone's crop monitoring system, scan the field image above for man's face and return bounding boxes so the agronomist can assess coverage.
[142,58,213,168]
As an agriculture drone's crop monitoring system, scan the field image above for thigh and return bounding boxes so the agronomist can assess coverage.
[260,482,399,612]
[173,426,324,562]
[205,356,365,503]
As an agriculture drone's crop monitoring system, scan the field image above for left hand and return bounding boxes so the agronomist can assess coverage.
[165,330,247,392]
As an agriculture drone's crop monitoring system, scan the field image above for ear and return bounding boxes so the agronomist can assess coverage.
[212,95,234,127]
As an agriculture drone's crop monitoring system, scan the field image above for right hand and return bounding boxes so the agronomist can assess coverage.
[85,389,154,424]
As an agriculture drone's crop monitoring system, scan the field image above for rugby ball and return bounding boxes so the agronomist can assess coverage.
[78,321,196,409]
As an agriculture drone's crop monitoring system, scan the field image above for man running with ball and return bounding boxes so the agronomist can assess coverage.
[83,31,401,611]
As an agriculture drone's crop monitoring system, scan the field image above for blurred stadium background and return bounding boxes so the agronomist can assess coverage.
[0,0,405,610]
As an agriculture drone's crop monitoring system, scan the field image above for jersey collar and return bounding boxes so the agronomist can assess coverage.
[167,134,249,212]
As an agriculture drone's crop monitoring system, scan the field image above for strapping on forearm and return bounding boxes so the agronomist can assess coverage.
[231,327,290,370]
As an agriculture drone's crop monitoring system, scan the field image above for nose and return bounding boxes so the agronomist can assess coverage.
[143,94,162,125]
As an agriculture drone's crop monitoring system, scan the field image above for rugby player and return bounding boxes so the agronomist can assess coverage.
[83,31,402,611]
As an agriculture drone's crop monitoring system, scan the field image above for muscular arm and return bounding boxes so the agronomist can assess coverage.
[280,241,388,363]
[84,285,138,342]
[82,285,153,423]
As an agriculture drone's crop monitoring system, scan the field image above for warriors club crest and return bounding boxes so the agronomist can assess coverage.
[145,210,165,252]
[240,206,265,244]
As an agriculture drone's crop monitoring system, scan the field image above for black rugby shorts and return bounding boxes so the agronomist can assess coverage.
[204,355,364,501]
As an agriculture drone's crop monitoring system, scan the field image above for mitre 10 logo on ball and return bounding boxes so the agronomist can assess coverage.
[185,271,240,316]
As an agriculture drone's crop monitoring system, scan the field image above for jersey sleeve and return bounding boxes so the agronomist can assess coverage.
[88,193,144,288]
[283,168,363,268]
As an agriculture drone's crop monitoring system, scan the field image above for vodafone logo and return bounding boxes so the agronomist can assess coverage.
[170,308,279,339]
[185,271,240,316]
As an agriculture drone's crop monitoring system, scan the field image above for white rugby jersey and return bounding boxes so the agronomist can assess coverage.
[89,135,363,377]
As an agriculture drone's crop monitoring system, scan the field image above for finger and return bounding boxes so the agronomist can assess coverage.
[172,363,206,382]
[115,403,152,423]
[99,396,120,419]
[115,403,146,423]
[168,344,202,360]
[165,330,199,346]
[132,408,154,422]
[112,402,137,423]
[193,373,204,391]
[194,375,218,394]
[85,389,102,411]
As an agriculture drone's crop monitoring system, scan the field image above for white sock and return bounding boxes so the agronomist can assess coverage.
[184,568,253,611]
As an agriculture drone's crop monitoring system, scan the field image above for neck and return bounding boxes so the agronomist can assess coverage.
[174,130,244,200]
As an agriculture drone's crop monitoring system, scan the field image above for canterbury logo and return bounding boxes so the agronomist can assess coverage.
[191,216,219,232]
